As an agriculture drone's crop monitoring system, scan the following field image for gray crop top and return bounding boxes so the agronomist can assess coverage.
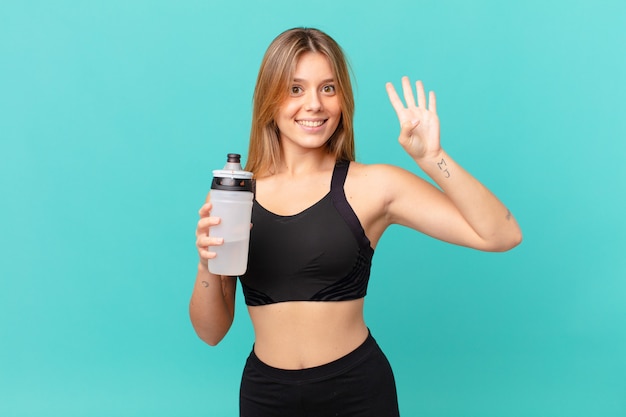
[239,160,374,306]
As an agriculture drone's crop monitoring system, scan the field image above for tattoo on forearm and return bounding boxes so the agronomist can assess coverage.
[201,281,209,288]
[506,210,512,221]
[437,158,451,178]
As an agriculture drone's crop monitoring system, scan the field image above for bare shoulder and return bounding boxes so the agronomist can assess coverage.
[343,162,396,205]
[347,161,408,182]
[344,161,436,246]
[347,161,431,197]
[348,160,423,176]
[345,162,388,197]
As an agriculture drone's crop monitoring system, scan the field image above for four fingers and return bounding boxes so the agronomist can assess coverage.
[386,76,436,112]
[196,202,223,260]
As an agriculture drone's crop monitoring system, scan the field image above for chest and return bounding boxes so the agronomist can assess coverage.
[250,195,358,274]
[242,196,363,302]
[254,174,331,216]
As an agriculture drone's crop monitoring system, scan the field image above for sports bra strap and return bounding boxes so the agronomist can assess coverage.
[330,160,348,190]
[330,160,373,251]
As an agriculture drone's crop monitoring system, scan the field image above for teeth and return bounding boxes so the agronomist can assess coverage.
[298,120,324,127]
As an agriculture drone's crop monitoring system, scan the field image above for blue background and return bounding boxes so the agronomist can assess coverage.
[1,0,625,416]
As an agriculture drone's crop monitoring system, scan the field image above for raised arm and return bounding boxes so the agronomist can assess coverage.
[189,197,237,346]
[384,77,522,251]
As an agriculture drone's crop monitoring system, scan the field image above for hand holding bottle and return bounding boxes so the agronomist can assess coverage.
[195,201,223,268]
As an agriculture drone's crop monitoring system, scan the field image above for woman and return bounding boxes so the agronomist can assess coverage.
[190,27,522,416]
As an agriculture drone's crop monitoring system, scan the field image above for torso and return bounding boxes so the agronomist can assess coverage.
[248,299,368,369]
[245,160,390,369]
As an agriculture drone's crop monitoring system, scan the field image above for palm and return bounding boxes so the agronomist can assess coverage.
[386,77,441,159]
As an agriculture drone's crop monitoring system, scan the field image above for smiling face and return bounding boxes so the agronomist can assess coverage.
[274,52,342,153]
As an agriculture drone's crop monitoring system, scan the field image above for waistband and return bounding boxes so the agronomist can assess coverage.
[247,331,378,383]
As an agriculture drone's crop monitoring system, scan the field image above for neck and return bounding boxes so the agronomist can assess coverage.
[278,149,336,177]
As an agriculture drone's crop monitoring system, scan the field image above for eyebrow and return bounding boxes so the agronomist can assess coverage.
[292,78,335,83]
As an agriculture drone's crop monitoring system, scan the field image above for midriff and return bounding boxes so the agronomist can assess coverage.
[247,298,368,370]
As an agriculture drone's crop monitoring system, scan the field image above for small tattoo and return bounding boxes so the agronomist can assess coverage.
[437,158,451,178]
[201,281,209,288]
[506,210,512,221]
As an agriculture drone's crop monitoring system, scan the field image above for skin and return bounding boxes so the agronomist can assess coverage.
[190,52,522,369]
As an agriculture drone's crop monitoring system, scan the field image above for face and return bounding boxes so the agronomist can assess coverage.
[274,52,342,152]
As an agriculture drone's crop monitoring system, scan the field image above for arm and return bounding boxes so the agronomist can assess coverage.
[384,77,522,251]
[189,197,237,346]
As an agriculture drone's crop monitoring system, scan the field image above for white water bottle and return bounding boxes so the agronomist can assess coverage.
[208,153,254,276]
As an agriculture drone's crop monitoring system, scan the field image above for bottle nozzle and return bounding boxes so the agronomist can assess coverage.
[223,153,243,171]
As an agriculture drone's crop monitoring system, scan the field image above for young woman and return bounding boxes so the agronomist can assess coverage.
[190,27,522,416]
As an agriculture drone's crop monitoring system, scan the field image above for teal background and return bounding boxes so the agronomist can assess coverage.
[1,0,625,416]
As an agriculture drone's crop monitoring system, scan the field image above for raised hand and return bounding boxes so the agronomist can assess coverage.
[385,77,441,160]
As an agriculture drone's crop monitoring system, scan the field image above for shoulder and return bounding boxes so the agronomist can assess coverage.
[349,159,443,211]
[347,161,428,190]
[342,161,439,243]
[346,161,402,178]
[345,161,434,211]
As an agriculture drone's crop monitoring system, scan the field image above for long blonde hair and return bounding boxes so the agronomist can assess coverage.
[245,28,355,177]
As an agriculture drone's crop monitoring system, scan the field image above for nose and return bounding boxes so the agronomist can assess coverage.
[305,91,323,111]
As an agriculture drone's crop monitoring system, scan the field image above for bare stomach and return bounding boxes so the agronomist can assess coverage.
[247,298,369,370]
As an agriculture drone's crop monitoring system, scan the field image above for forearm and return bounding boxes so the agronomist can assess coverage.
[416,149,522,251]
[189,262,236,346]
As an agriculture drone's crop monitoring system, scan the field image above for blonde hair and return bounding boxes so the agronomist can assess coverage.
[245,27,355,176]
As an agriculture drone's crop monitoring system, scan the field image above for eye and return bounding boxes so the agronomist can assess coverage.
[290,85,303,95]
[322,84,336,94]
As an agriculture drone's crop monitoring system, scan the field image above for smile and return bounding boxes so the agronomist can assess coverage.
[296,119,326,127]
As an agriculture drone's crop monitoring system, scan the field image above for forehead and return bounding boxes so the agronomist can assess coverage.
[293,52,335,79]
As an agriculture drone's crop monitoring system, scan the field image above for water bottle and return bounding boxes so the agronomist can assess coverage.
[208,153,254,276]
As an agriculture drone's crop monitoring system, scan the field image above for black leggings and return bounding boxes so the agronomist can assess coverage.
[239,331,400,417]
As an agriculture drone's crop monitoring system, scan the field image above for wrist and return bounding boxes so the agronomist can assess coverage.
[414,148,445,167]
[415,149,458,182]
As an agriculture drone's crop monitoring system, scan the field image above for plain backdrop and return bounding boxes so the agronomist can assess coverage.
[1,0,625,416]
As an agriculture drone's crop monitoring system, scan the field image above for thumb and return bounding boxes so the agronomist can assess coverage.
[400,119,420,140]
